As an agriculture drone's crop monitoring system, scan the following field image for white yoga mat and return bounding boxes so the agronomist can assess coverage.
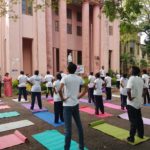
[112,94,120,98]
[12,99,29,103]
[0,120,34,132]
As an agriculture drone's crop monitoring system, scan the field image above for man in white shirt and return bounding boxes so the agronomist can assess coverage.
[142,69,150,104]
[45,71,54,98]
[126,66,145,143]
[116,73,121,89]
[18,71,28,102]
[88,72,96,103]
[59,62,87,150]
[105,73,112,100]
[94,72,105,115]
[28,70,43,110]
[100,66,106,80]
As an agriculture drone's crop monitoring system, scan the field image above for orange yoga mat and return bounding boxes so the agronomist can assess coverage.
[0,130,27,149]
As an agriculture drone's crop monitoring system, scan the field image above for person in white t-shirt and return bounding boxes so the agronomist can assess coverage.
[142,69,150,104]
[88,72,96,103]
[126,66,145,143]
[18,71,28,102]
[53,73,64,123]
[59,62,87,150]
[28,70,43,110]
[100,66,106,80]
[120,74,128,110]
[45,71,54,98]
[105,73,112,100]
[94,72,105,115]
[116,73,121,89]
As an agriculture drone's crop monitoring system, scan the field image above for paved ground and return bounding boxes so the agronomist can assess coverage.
[0,90,150,150]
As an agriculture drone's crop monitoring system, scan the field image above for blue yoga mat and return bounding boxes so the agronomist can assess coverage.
[0,111,20,119]
[33,112,64,127]
[144,104,150,106]
[32,130,88,150]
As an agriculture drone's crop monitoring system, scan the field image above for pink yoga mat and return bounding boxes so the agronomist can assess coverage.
[79,107,112,118]
[0,130,27,149]
[47,100,54,104]
[119,113,150,126]
[104,103,127,111]
[0,105,10,110]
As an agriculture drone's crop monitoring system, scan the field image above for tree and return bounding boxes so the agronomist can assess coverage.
[140,59,148,68]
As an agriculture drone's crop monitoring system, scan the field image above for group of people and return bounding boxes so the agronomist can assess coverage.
[0,63,150,148]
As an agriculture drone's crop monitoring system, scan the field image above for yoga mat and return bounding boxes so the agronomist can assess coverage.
[22,103,48,113]
[80,98,88,103]
[79,107,112,118]
[0,102,4,105]
[32,130,88,150]
[0,105,10,110]
[47,100,54,105]
[144,104,150,106]
[104,103,126,111]
[112,94,120,98]
[12,98,29,103]
[0,130,27,149]
[0,111,20,119]
[118,113,150,126]
[0,120,34,132]
[41,95,53,100]
[33,112,64,127]
[89,120,150,145]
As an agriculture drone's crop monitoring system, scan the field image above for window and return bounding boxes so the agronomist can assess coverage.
[56,48,60,72]
[55,21,59,31]
[77,51,82,65]
[67,9,72,19]
[67,24,72,34]
[108,50,112,69]
[22,0,33,15]
[109,26,113,36]
[77,26,82,36]
[77,12,82,22]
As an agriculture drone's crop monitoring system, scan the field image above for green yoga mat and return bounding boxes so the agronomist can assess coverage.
[0,111,20,118]
[32,130,88,150]
[89,120,150,145]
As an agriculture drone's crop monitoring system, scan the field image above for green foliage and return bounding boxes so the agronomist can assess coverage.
[111,77,117,86]
[41,83,47,91]
[108,69,115,78]
[12,79,19,88]
[140,59,148,68]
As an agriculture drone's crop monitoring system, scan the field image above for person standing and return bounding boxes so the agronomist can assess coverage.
[53,73,64,123]
[18,71,28,102]
[120,74,128,110]
[59,62,87,150]
[142,69,150,104]
[94,72,105,115]
[45,71,54,98]
[105,73,112,100]
[126,66,145,143]
[28,70,43,110]
[88,72,95,103]
[3,72,12,97]
[116,73,121,89]
[100,66,106,80]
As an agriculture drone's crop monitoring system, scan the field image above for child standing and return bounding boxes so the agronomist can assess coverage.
[94,72,105,115]
[53,73,64,123]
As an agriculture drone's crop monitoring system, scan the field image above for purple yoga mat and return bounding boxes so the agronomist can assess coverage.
[119,113,150,126]
[22,103,48,113]
[41,96,53,101]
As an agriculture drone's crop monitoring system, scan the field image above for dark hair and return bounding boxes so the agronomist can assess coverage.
[143,69,147,74]
[20,71,24,75]
[95,72,100,78]
[56,73,62,80]
[5,72,9,76]
[106,73,109,76]
[34,70,39,75]
[123,74,127,78]
[131,66,140,76]
[47,71,50,74]
[67,62,77,74]
[90,72,93,75]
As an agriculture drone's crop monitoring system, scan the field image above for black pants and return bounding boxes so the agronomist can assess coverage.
[94,95,104,114]
[31,92,42,110]
[54,101,64,123]
[143,88,150,104]
[46,87,53,98]
[0,82,2,97]
[88,88,95,103]
[18,87,27,101]
[116,81,120,89]
[127,105,144,139]
[106,87,112,100]
[120,94,127,109]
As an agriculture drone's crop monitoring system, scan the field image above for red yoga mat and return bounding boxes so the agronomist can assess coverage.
[79,107,113,118]
[0,130,28,149]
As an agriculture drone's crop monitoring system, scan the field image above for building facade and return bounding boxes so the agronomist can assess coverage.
[0,0,120,78]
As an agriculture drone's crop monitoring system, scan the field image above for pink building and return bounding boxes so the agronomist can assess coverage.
[0,0,120,78]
